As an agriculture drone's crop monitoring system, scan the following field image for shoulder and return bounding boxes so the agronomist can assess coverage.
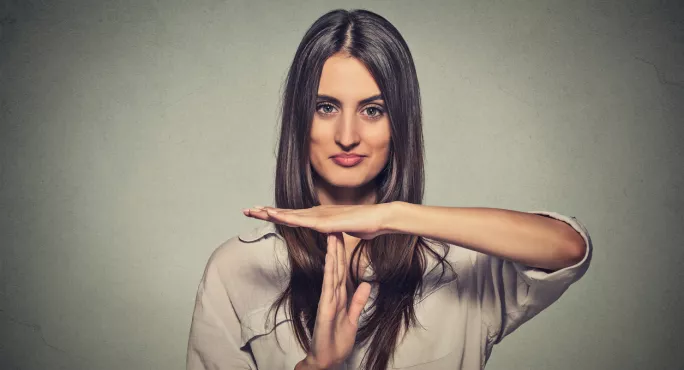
[208,222,279,266]
[202,222,290,316]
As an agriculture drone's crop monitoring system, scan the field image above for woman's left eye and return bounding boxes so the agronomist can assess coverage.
[364,106,384,118]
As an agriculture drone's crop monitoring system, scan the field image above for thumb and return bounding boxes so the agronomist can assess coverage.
[347,282,372,327]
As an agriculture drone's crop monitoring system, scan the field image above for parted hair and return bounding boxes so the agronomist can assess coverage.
[268,9,456,370]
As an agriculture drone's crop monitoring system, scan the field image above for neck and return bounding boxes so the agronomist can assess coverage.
[313,174,378,206]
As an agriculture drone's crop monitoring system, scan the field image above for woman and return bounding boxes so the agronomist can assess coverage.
[186,8,592,370]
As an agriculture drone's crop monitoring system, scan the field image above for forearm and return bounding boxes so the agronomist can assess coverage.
[384,202,585,271]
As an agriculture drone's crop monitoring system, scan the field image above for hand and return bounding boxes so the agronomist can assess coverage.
[242,203,395,240]
[305,233,372,370]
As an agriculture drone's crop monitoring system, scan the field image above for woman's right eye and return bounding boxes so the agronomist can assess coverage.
[316,103,337,115]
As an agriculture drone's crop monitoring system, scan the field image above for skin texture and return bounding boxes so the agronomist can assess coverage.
[309,52,391,207]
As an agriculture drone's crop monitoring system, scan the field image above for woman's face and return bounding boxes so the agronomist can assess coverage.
[309,53,391,190]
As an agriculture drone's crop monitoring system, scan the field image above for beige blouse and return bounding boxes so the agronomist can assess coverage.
[186,211,593,370]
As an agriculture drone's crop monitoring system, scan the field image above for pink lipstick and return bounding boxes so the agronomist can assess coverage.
[331,154,365,167]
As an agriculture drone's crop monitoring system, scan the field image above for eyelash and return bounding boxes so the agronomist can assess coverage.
[315,103,385,120]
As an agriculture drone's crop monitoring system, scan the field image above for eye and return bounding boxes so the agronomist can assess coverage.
[316,103,337,115]
[363,105,385,119]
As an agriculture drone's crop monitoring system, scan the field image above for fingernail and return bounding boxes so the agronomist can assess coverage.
[253,205,265,210]
[266,209,278,215]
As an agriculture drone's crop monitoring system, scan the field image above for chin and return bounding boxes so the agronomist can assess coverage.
[320,172,372,188]
[329,176,367,188]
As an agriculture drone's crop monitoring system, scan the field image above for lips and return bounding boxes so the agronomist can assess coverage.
[331,155,364,167]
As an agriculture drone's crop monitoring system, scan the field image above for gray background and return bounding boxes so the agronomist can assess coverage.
[1,0,682,369]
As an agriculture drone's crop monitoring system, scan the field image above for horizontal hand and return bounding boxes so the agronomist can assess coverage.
[242,203,394,240]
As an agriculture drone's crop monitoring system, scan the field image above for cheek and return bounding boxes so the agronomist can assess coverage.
[309,120,332,146]
[378,143,391,165]
[368,129,391,158]
[308,123,330,166]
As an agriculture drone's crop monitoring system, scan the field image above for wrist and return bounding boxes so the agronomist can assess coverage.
[296,355,327,370]
[382,201,407,234]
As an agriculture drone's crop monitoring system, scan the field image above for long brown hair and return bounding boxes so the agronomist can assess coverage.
[268,9,456,370]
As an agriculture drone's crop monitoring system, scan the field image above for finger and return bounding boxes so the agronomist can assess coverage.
[244,206,267,214]
[242,208,268,220]
[268,217,300,228]
[331,233,339,304]
[347,282,372,327]
[328,234,337,302]
[335,233,345,291]
[264,207,298,214]
[321,236,335,308]
[336,233,349,311]
[266,210,314,228]
[315,244,335,341]
[250,210,299,228]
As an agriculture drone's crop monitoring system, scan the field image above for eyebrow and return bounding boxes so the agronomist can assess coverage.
[316,94,384,106]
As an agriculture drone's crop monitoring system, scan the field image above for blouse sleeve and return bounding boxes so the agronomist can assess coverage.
[477,211,593,345]
[186,250,255,369]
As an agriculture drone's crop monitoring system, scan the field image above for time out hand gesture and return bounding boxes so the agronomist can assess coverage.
[303,233,372,370]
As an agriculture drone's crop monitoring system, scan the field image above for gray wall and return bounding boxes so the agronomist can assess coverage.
[1,0,682,369]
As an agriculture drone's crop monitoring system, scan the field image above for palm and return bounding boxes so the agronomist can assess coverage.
[307,233,372,369]
[245,204,389,240]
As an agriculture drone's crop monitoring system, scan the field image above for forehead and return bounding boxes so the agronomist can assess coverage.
[318,53,381,99]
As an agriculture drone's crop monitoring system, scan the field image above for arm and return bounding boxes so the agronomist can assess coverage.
[383,202,587,271]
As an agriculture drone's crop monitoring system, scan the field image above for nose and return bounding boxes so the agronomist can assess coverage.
[334,112,360,151]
